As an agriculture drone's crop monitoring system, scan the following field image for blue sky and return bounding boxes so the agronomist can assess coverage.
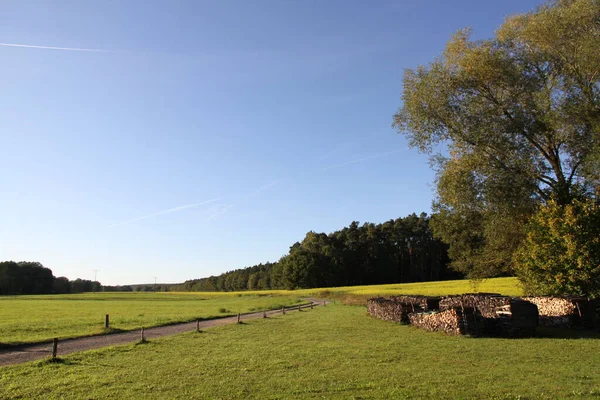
[0,0,542,285]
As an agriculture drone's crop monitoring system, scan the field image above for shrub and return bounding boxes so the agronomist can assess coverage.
[514,198,600,298]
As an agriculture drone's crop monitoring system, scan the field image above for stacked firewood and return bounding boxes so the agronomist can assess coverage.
[439,294,510,318]
[522,297,577,327]
[368,293,600,335]
[408,308,479,335]
[494,299,539,336]
[389,295,440,310]
[367,297,421,324]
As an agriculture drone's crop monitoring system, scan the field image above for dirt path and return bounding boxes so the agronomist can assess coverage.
[0,299,327,367]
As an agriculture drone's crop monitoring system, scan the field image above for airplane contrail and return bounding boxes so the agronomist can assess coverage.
[108,198,220,228]
[319,141,357,160]
[206,204,235,221]
[248,179,280,197]
[207,180,281,221]
[323,149,403,171]
[0,42,110,53]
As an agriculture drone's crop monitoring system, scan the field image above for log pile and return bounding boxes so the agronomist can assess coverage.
[367,297,421,324]
[418,294,538,336]
[493,299,539,337]
[439,293,510,318]
[389,295,440,310]
[408,308,480,335]
[369,293,599,336]
[521,297,599,328]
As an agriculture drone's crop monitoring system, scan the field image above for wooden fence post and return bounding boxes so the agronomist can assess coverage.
[140,327,145,342]
[196,319,200,332]
[311,303,314,310]
[104,314,110,329]
[282,306,286,315]
[52,338,58,359]
[237,313,241,324]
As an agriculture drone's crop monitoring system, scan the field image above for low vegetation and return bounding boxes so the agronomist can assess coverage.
[0,277,521,345]
[0,293,300,346]
[300,276,521,297]
[1,305,599,399]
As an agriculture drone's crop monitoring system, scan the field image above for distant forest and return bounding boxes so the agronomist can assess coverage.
[173,213,460,292]
[1,214,459,294]
[0,261,104,295]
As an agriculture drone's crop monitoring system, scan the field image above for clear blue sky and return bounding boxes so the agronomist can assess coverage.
[0,0,542,285]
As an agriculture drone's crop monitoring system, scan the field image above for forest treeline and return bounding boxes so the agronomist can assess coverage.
[0,261,104,295]
[173,213,460,292]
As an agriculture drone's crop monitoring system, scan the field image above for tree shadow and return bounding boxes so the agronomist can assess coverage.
[534,327,600,339]
[35,357,80,367]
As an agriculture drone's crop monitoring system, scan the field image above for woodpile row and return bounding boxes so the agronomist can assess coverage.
[439,293,509,318]
[368,294,599,335]
[368,294,539,337]
[389,295,440,311]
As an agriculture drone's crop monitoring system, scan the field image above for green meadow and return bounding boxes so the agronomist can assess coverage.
[0,292,301,346]
[0,277,519,345]
[299,276,522,298]
[1,304,599,399]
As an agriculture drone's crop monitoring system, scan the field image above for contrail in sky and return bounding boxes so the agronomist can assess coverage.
[207,179,281,221]
[248,179,280,197]
[323,149,404,171]
[0,42,110,53]
[319,141,357,160]
[108,198,220,228]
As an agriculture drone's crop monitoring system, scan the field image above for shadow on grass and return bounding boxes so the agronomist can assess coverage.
[35,357,79,367]
[465,327,600,340]
[102,327,128,334]
[535,327,600,339]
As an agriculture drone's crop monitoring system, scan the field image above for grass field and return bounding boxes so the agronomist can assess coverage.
[1,304,599,399]
[0,277,520,346]
[0,293,301,346]
[237,277,522,298]
[299,276,523,298]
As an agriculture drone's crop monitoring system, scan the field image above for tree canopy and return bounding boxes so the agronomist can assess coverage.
[515,197,600,297]
[0,261,101,295]
[394,0,600,280]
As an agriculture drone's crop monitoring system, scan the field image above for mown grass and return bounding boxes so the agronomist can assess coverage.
[0,277,520,345]
[1,305,599,399]
[0,293,301,346]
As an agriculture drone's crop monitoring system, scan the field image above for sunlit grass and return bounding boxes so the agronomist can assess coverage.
[0,293,300,345]
[166,276,520,297]
[1,304,598,399]
[298,276,522,297]
[0,277,521,345]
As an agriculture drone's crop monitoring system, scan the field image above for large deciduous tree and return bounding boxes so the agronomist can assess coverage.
[394,0,600,279]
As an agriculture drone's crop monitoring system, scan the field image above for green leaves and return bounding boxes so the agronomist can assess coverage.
[515,198,600,298]
[394,0,600,280]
